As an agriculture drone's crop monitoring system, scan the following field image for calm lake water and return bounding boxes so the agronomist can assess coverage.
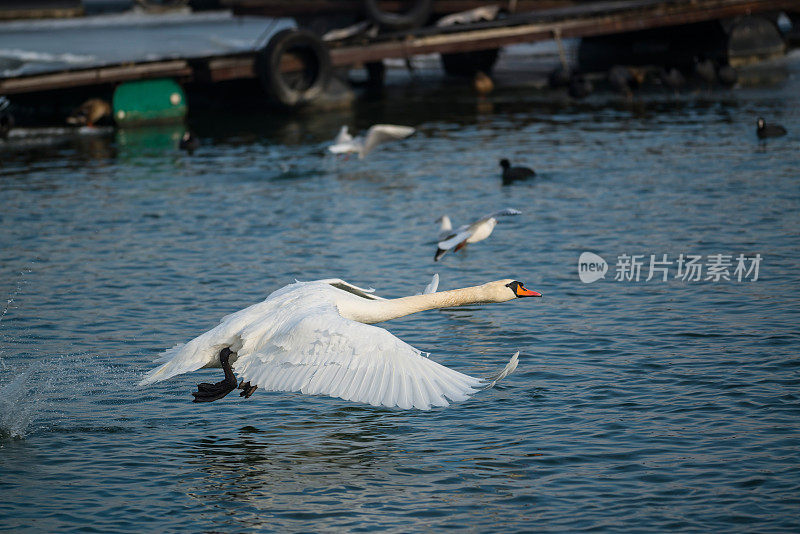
[1,49,799,532]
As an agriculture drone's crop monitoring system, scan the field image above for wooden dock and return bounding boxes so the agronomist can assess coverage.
[0,0,82,20]
[0,0,795,98]
[325,0,795,65]
[225,0,578,17]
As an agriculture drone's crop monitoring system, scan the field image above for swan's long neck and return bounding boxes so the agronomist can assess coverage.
[337,283,499,324]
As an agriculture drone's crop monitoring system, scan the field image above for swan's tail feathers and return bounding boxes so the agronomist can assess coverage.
[481,351,519,389]
[138,343,209,387]
[138,362,174,387]
[153,343,185,364]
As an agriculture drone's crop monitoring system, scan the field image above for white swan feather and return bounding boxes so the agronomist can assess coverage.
[140,278,534,410]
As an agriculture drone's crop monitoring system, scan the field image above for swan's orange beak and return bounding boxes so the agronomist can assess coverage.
[506,280,542,298]
[516,284,542,298]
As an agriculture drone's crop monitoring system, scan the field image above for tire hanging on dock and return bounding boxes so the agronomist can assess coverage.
[257,28,332,108]
[362,0,432,30]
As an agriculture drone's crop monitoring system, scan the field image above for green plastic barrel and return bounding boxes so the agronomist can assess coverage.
[112,79,187,126]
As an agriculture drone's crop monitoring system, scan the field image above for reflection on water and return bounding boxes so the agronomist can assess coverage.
[116,124,185,157]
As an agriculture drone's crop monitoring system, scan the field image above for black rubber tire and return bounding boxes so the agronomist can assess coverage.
[362,0,432,30]
[256,28,332,108]
[441,48,500,77]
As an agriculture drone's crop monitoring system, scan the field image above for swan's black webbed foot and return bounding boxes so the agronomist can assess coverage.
[239,381,258,398]
[192,347,238,403]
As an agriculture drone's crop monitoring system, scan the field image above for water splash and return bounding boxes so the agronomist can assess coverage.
[0,361,51,440]
[0,264,31,328]
[0,353,139,441]
[0,264,37,438]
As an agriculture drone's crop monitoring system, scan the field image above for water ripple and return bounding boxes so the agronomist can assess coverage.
[1,58,800,532]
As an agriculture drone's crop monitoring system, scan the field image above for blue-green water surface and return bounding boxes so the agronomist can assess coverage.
[1,56,799,532]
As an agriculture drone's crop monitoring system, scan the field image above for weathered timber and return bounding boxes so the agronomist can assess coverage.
[328,0,796,64]
[223,0,578,16]
[0,0,83,20]
[0,61,193,95]
[0,0,793,95]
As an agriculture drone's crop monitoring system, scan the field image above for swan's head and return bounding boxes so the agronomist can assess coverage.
[757,117,765,129]
[484,279,542,301]
[500,158,510,169]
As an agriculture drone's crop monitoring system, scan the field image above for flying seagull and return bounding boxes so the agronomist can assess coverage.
[328,124,415,159]
[435,208,521,261]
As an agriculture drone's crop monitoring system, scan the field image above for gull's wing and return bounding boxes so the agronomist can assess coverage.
[434,228,472,261]
[472,208,521,226]
[328,126,359,154]
[232,305,517,410]
[333,125,352,144]
[437,228,472,250]
[437,215,453,240]
[361,124,415,157]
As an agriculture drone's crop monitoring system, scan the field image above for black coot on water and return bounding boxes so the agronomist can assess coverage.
[756,118,787,139]
[500,159,535,183]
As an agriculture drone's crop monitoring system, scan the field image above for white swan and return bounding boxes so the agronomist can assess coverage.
[435,208,521,261]
[328,124,415,159]
[139,277,541,410]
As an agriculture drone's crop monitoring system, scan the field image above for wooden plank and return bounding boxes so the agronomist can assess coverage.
[0,0,83,19]
[201,57,256,82]
[0,61,192,94]
[0,7,83,19]
[329,0,796,64]
[222,0,362,15]
[224,0,577,16]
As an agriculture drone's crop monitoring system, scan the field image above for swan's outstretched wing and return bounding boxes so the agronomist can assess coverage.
[138,299,264,386]
[473,208,521,226]
[233,306,517,410]
[324,276,436,300]
[138,278,439,388]
[361,124,415,157]
[317,278,384,300]
[423,273,439,294]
